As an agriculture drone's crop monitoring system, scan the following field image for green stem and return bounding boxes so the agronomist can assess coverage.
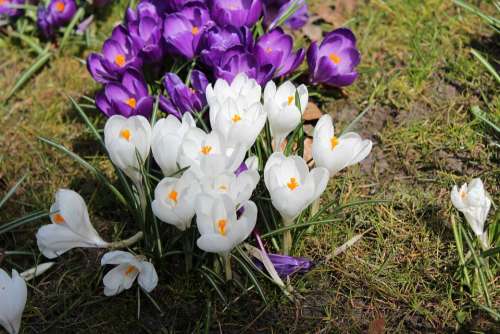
[108,231,144,249]
[282,217,294,255]
[224,254,232,281]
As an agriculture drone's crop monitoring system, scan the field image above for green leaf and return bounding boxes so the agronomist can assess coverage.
[0,210,48,235]
[470,49,500,84]
[231,252,268,304]
[68,95,105,147]
[471,106,500,134]
[59,8,85,51]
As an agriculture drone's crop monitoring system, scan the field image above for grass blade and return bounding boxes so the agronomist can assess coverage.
[231,253,268,304]
[0,210,48,235]
[471,106,500,133]
[68,95,105,147]
[59,8,85,51]
[5,52,52,101]
[470,49,500,84]
[0,174,27,209]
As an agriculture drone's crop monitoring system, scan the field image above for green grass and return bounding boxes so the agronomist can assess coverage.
[1,0,499,332]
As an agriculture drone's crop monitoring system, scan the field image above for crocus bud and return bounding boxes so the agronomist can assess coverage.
[152,113,196,176]
[264,80,308,151]
[210,0,262,28]
[451,178,492,248]
[195,194,257,255]
[307,28,361,87]
[0,269,27,334]
[205,73,261,112]
[36,189,109,259]
[152,170,201,231]
[101,251,158,296]
[264,152,329,220]
[104,115,152,184]
[312,114,372,176]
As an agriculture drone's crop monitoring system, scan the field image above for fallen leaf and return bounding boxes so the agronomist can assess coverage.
[303,102,322,121]
[301,22,322,41]
[303,137,313,163]
[368,317,385,334]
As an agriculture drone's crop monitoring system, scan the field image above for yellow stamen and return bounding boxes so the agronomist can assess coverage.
[114,54,126,67]
[120,129,131,141]
[219,185,228,192]
[287,177,299,191]
[125,97,137,109]
[287,95,294,106]
[231,114,242,123]
[217,219,227,236]
[124,265,137,276]
[200,145,212,155]
[191,26,199,35]
[330,136,339,150]
[329,52,341,64]
[53,213,65,224]
[55,1,65,12]
[168,190,178,203]
[460,190,467,199]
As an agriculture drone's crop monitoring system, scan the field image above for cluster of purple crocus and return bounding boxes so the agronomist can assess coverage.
[0,0,25,18]
[36,0,77,39]
[87,0,361,120]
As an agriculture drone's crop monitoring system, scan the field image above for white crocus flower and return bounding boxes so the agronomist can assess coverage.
[264,153,329,221]
[451,178,492,249]
[206,73,261,111]
[104,115,152,184]
[101,251,158,296]
[312,114,372,176]
[195,194,257,256]
[152,170,201,231]
[244,156,259,172]
[264,80,308,151]
[210,98,267,150]
[178,128,246,176]
[0,269,27,334]
[152,113,195,176]
[200,167,259,206]
[36,189,109,259]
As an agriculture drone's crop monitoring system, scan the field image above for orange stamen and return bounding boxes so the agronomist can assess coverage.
[265,47,273,53]
[124,265,137,276]
[217,219,227,236]
[329,52,341,64]
[231,114,242,123]
[114,54,126,67]
[125,97,137,109]
[168,190,178,203]
[330,136,339,150]
[287,95,294,106]
[200,145,212,155]
[120,129,131,141]
[55,1,65,12]
[191,26,199,35]
[287,177,299,191]
[53,213,65,224]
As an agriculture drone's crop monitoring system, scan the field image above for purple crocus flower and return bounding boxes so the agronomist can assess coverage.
[46,0,76,26]
[37,6,56,39]
[253,231,312,278]
[214,48,274,85]
[95,69,153,118]
[210,0,262,28]
[307,28,361,87]
[159,70,209,118]
[87,25,142,84]
[263,0,308,30]
[163,4,213,59]
[200,25,253,67]
[0,0,25,18]
[126,2,164,63]
[255,28,304,78]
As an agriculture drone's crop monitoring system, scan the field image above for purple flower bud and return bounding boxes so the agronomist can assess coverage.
[159,70,209,118]
[37,6,56,39]
[96,69,153,118]
[263,0,308,30]
[0,0,25,18]
[255,27,304,78]
[307,28,360,87]
[47,0,76,26]
[126,2,164,63]
[200,25,253,67]
[163,4,214,59]
[76,15,93,35]
[235,161,248,176]
[214,48,274,85]
[210,0,262,28]
[87,25,142,84]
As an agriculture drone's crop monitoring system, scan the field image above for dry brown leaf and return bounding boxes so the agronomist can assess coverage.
[303,137,313,164]
[303,102,322,121]
[368,317,385,334]
[301,23,322,41]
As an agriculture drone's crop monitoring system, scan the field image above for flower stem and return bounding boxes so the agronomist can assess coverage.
[282,218,294,255]
[108,231,144,249]
[224,254,232,281]
[184,231,193,273]
[306,198,321,234]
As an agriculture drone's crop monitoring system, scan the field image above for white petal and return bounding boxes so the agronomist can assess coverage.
[137,261,158,292]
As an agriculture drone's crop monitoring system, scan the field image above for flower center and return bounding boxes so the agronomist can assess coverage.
[287,177,299,191]
[460,190,467,199]
[231,114,242,123]
[114,54,126,67]
[200,145,212,155]
[265,47,273,53]
[0,0,7,5]
[330,136,339,150]
[124,265,137,276]
[329,52,341,64]
[191,26,199,35]
[168,190,178,203]
[217,219,227,236]
[125,97,137,109]
[287,95,294,106]
[55,1,65,12]
[120,129,131,141]
[53,213,65,224]
[218,185,228,192]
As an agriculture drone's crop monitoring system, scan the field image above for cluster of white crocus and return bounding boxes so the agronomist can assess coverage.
[451,178,492,249]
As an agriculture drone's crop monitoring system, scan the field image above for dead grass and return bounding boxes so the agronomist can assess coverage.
[0,0,499,332]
